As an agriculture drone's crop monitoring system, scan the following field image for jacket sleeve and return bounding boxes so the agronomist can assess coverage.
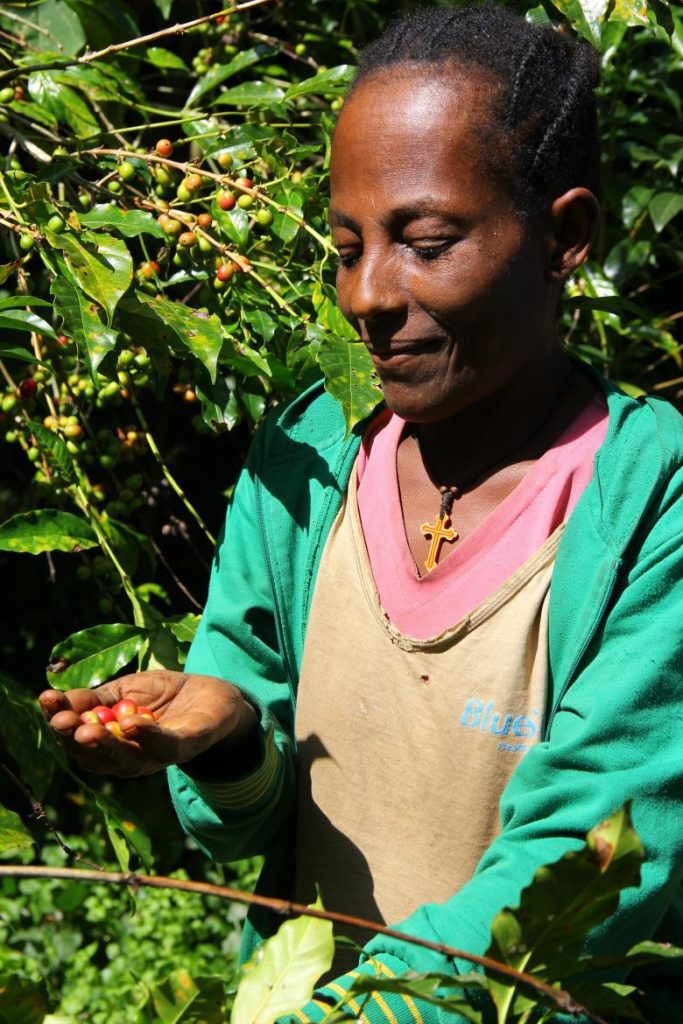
[289,466,683,1024]
[167,421,296,863]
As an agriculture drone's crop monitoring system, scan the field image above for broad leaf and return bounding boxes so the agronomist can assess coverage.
[0,308,58,340]
[215,81,285,108]
[51,267,118,375]
[47,623,149,689]
[0,509,97,555]
[0,341,48,365]
[0,804,34,854]
[80,204,165,239]
[0,975,48,1024]
[314,329,382,434]
[163,613,201,646]
[0,671,58,797]
[187,46,272,106]
[231,902,334,1024]
[141,969,226,1023]
[26,420,76,482]
[135,292,223,382]
[649,191,683,233]
[94,793,153,872]
[28,71,99,136]
[211,199,250,248]
[269,183,304,245]
[486,804,643,1020]
[49,231,133,323]
[140,46,189,71]
[285,65,354,99]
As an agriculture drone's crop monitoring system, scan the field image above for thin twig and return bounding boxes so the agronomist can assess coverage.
[0,0,278,85]
[0,864,606,1023]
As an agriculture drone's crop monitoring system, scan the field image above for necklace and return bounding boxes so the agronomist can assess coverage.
[416,368,577,573]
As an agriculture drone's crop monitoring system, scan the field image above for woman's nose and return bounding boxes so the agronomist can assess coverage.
[348,247,404,323]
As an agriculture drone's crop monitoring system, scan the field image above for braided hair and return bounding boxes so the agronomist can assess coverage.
[351,6,601,214]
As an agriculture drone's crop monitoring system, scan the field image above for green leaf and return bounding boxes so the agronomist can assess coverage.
[314,330,382,434]
[284,64,354,99]
[0,671,58,797]
[80,204,165,239]
[231,901,334,1024]
[0,341,47,365]
[25,419,76,482]
[141,969,226,1024]
[141,46,189,71]
[269,183,304,245]
[0,975,48,1024]
[0,509,97,555]
[0,804,34,854]
[186,46,273,106]
[0,308,58,340]
[194,371,240,430]
[163,613,201,646]
[649,191,683,232]
[28,71,99,136]
[486,804,643,1019]
[134,292,223,383]
[549,0,610,43]
[214,80,285,108]
[94,793,153,872]
[47,623,149,689]
[11,0,85,54]
[211,198,250,247]
[51,265,118,375]
[50,231,133,324]
[0,295,54,311]
[347,973,486,1022]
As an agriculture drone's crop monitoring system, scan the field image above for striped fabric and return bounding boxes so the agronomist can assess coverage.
[279,956,437,1024]
[186,723,280,811]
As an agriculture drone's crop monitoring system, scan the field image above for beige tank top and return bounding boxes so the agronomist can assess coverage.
[294,467,560,968]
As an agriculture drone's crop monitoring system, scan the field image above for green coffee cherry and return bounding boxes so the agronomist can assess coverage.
[47,214,66,234]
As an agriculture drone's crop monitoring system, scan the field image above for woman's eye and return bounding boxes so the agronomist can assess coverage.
[408,240,454,261]
[337,249,360,267]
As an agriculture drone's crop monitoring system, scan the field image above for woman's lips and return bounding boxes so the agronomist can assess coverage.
[367,338,442,364]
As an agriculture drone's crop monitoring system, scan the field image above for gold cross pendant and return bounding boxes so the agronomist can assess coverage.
[420,513,458,572]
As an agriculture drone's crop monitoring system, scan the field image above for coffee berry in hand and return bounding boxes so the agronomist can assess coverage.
[80,698,156,734]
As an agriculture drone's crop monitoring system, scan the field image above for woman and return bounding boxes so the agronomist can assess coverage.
[40,7,683,1021]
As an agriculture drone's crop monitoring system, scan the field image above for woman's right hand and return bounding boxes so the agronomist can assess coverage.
[38,671,259,778]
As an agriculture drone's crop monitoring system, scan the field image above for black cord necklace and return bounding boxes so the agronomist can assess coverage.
[416,368,577,573]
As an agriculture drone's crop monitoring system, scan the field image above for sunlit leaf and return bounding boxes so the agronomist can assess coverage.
[314,329,382,434]
[0,804,34,854]
[214,81,285,108]
[51,267,118,375]
[649,191,683,232]
[134,292,223,382]
[50,231,133,324]
[0,308,58,340]
[140,968,226,1023]
[0,509,97,555]
[186,47,273,106]
[80,205,165,239]
[285,64,353,99]
[47,623,149,689]
[231,901,334,1024]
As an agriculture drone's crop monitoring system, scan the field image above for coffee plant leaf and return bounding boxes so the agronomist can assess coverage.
[231,900,334,1024]
[347,972,487,1022]
[0,805,34,855]
[269,182,305,244]
[0,974,48,1024]
[0,509,97,555]
[560,980,645,1020]
[163,613,201,646]
[284,64,354,99]
[139,45,189,71]
[314,330,382,435]
[0,672,59,797]
[485,803,643,1019]
[50,264,118,375]
[186,46,273,107]
[0,308,58,341]
[27,71,100,137]
[46,623,150,689]
[140,968,226,1024]
[79,204,165,239]
[649,191,683,233]
[134,293,223,383]
[26,420,76,483]
[211,199,251,248]
[49,231,133,325]
[0,341,49,366]
[93,792,153,873]
[214,81,286,109]
[194,371,240,430]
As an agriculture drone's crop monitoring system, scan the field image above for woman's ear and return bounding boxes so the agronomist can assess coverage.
[547,188,600,280]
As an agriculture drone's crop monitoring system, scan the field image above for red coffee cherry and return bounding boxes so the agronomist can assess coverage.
[216,262,235,282]
[19,378,37,399]
[155,138,173,157]
[217,190,236,211]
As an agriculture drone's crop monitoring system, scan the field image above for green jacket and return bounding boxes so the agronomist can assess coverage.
[168,374,683,1015]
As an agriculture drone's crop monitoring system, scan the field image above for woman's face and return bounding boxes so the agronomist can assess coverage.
[330,70,559,423]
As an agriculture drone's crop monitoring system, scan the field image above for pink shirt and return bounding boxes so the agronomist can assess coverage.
[356,394,609,639]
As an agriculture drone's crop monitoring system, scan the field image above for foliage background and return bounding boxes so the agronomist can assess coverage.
[0,0,680,1019]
